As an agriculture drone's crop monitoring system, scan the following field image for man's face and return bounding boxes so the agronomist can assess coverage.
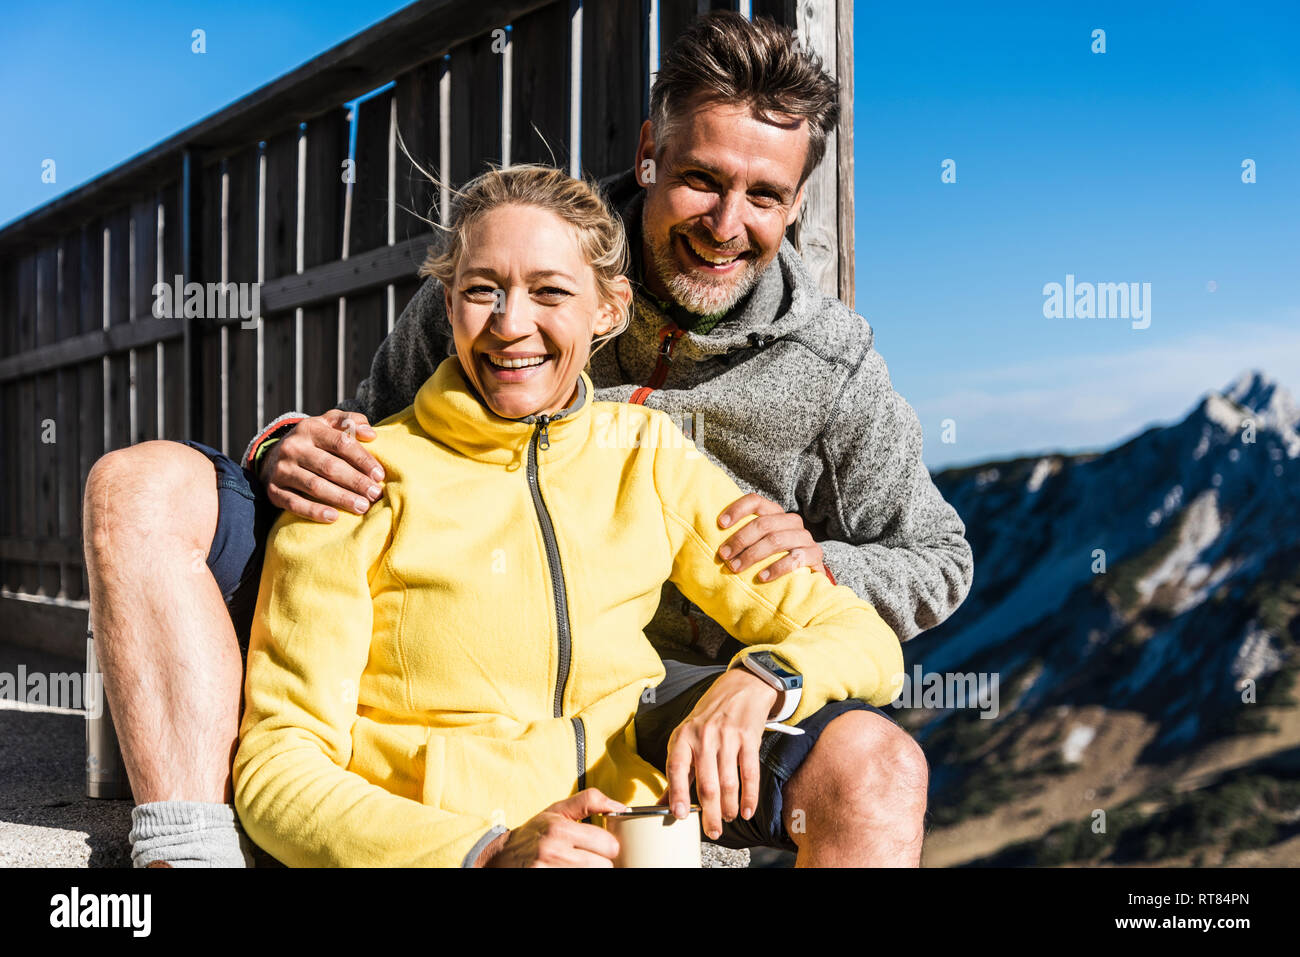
[636,97,809,316]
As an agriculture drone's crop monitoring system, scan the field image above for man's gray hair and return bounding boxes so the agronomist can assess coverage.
[649,11,840,187]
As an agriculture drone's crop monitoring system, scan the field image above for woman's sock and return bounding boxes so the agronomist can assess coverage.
[129,801,255,868]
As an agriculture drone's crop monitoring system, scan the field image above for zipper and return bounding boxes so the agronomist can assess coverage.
[630,322,683,405]
[526,413,584,789]
[571,716,586,791]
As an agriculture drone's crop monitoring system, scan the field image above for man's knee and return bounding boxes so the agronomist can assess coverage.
[797,710,929,818]
[84,441,219,556]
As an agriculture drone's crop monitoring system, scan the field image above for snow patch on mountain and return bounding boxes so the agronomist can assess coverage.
[1136,491,1221,602]
[1061,725,1096,763]
[1232,623,1284,684]
[1026,458,1059,493]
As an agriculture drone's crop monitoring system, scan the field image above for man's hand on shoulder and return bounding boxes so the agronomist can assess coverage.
[259,410,386,522]
[716,492,826,581]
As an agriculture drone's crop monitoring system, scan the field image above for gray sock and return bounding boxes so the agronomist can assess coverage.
[129,801,256,868]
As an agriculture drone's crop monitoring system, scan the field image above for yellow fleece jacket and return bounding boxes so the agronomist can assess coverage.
[233,355,905,867]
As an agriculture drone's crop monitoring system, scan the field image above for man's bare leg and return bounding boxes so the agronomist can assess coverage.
[781,710,928,866]
[83,440,252,865]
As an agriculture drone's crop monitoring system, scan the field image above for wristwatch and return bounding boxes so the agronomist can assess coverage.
[737,651,803,723]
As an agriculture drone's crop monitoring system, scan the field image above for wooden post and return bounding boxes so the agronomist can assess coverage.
[835,0,854,309]
[794,0,839,303]
[181,149,197,442]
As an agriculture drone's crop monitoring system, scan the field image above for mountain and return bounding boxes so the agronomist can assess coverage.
[906,370,1300,867]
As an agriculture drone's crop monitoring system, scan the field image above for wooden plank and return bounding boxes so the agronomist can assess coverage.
[0,260,18,592]
[225,147,261,452]
[793,0,838,299]
[344,92,395,404]
[260,233,434,313]
[56,231,83,599]
[341,291,388,403]
[105,209,133,454]
[76,220,105,600]
[658,0,704,62]
[0,318,185,382]
[448,35,502,186]
[835,0,854,307]
[351,91,394,255]
[394,60,444,241]
[751,0,796,24]
[391,276,424,333]
[509,1,571,169]
[16,254,39,594]
[0,594,89,662]
[581,0,647,180]
[0,0,556,256]
[0,375,14,592]
[390,67,432,319]
[0,538,87,564]
[130,196,160,445]
[261,128,301,429]
[160,181,187,441]
[301,109,348,415]
[195,159,224,449]
[0,259,11,358]
[35,245,61,596]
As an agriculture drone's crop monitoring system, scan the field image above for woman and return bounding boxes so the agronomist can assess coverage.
[233,164,904,867]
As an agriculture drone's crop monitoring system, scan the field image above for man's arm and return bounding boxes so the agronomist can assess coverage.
[239,276,456,521]
[241,275,454,470]
[811,346,974,641]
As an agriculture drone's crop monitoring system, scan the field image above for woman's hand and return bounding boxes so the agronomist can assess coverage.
[661,668,779,841]
[716,493,825,581]
[477,789,627,867]
[259,410,386,522]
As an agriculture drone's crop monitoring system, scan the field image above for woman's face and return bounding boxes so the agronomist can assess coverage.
[445,203,632,420]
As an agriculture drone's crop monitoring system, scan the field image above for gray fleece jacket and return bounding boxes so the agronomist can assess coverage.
[284,167,972,659]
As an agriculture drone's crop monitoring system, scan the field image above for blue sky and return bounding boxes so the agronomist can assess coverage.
[3,1,1297,468]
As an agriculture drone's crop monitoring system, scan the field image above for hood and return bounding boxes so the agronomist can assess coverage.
[413,355,592,466]
[598,167,852,360]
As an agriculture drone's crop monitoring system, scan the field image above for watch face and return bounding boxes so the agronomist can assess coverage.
[750,651,802,689]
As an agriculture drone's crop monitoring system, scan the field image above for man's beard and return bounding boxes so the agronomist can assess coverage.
[646,226,764,317]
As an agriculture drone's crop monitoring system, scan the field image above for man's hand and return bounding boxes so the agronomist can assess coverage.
[660,668,779,841]
[477,789,626,868]
[259,410,385,522]
[717,492,825,581]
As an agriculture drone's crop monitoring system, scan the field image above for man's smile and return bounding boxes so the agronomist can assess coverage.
[675,231,751,275]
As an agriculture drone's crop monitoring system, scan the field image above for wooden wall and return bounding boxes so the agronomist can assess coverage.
[0,0,853,650]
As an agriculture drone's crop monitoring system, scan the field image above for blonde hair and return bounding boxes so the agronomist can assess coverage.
[414,161,631,358]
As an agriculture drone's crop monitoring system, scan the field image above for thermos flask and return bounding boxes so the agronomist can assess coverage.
[85,629,132,800]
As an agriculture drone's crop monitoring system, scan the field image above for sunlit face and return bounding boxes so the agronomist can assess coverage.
[637,96,809,316]
[445,203,632,420]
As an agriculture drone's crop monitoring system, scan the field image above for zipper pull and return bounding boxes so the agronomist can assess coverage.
[537,415,551,451]
[659,334,677,362]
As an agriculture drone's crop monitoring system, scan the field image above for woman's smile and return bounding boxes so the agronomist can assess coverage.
[481,351,555,383]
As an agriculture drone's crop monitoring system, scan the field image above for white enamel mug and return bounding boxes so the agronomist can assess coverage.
[592,805,703,868]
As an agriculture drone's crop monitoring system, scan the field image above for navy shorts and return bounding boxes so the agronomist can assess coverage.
[177,439,279,651]
[633,659,898,853]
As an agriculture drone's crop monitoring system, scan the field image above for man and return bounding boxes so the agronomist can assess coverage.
[84,11,971,867]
